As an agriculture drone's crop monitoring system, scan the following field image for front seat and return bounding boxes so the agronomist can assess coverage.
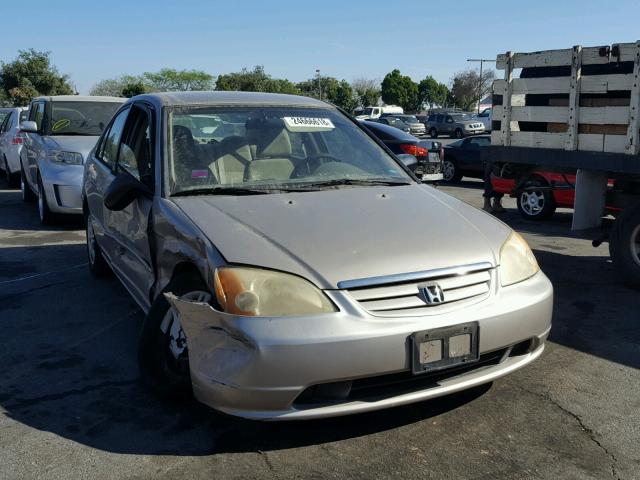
[245,119,295,182]
[209,136,251,184]
[171,125,210,188]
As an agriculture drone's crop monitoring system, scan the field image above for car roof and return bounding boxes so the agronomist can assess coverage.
[128,91,332,110]
[32,95,125,103]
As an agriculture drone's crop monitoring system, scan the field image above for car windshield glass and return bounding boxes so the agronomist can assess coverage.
[451,114,473,121]
[0,112,7,124]
[50,101,122,136]
[401,116,419,123]
[362,108,374,116]
[168,106,413,195]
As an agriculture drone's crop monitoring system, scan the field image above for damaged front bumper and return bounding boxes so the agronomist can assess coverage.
[167,270,553,421]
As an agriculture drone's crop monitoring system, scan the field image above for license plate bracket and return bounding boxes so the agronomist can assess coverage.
[411,322,479,374]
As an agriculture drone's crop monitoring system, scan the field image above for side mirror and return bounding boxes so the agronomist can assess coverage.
[104,172,150,211]
[20,121,38,133]
[397,153,418,169]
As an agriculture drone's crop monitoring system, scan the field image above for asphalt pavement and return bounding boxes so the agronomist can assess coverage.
[0,177,638,479]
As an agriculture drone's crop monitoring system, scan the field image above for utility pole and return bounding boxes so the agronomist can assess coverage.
[315,69,322,101]
[466,58,495,113]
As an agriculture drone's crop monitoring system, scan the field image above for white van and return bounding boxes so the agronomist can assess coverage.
[356,105,404,120]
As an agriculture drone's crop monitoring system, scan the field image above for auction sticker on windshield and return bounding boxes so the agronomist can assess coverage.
[283,117,335,132]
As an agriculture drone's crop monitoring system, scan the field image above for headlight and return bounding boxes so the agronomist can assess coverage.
[499,231,539,286]
[49,150,83,165]
[214,267,337,316]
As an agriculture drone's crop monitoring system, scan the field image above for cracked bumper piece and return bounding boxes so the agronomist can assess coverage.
[167,270,552,421]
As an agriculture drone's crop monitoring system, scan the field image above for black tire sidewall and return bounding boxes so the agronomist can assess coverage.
[430,128,438,138]
[21,165,35,202]
[138,273,208,399]
[609,204,640,289]
[37,175,54,225]
[85,213,110,276]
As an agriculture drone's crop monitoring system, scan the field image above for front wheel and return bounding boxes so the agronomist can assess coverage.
[138,273,211,399]
[454,129,464,139]
[86,214,111,276]
[37,175,56,225]
[516,180,556,220]
[429,128,438,138]
[609,203,640,289]
[20,166,35,202]
[3,156,17,188]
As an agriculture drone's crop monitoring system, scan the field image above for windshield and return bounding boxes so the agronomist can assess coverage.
[362,108,375,116]
[451,114,473,122]
[400,116,419,123]
[168,106,412,195]
[50,101,122,136]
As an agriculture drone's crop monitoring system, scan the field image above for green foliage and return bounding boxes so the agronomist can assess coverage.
[142,68,214,91]
[90,75,141,96]
[352,78,380,109]
[381,69,419,112]
[296,76,357,111]
[418,76,449,109]
[0,49,74,106]
[121,81,147,98]
[450,69,495,111]
[216,66,301,95]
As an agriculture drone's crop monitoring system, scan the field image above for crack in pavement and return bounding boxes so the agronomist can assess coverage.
[4,379,139,410]
[518,386,621,480]
[257,449,276,474]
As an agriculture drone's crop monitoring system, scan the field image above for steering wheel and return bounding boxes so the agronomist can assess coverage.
[292,153,343,178]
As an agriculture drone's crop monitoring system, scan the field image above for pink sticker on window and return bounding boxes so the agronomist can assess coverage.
[191,170,208,179]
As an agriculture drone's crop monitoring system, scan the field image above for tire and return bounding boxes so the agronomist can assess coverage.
[429,128,438,138]
[609,203,640,289]
[3,156,16,188]
[454,129,464,139]
[138,273,211,399]
[516,179,556,221]
[85,212,111,276]
[442,159,462,183]
[20,165,35,202]
[37,174,56,225]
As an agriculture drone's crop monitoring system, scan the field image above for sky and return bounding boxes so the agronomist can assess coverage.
[1,0,639,94]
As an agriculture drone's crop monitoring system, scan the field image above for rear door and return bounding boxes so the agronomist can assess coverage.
[0,111,12,157]
[104,103,156,309]
[458,137,490,173]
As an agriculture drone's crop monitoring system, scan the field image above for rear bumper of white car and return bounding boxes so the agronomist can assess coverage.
[168,270,553,421]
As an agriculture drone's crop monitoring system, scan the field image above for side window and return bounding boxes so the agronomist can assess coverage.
[436,114,444,123]
[427,114,435,122]
[100,107,130,169]
[29,102,45,130]
[0,113,11,133]
[446,116,454,123]
[117,105,153,189]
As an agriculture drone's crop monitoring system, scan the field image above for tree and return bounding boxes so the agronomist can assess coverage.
[295,76,356,110]
[142,68,214,91]
[450,69,495,111]
[0,49,74,106]
[380,69,419,112]
[90,75,142,96]
[122,81,147,98]
[418,76,449,109]
[216,66,301,94]
[352,78,380,108]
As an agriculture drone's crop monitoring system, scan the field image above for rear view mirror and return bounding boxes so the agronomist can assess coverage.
[397,153,418,169]
[20,121,38,133]
[104,172,150,211]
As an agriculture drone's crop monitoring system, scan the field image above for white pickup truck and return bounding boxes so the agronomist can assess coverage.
[355,105,404,120]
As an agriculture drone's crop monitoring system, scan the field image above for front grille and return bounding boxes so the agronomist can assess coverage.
[343,264,493,316]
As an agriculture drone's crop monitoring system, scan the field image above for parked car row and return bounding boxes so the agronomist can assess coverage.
[1,91,552,421]
[0,107,28,186]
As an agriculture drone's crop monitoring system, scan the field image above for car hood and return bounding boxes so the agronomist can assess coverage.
[45,136,100,160]
[172,185,511,289]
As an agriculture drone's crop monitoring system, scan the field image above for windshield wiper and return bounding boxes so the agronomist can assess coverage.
[281,178,411,190]
[171,186,273,197]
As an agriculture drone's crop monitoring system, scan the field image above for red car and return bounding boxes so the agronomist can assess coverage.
[492,172,618,220]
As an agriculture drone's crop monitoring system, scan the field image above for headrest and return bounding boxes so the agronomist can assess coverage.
[172,125,196,150]
[219,135,251,164]
[245,118,292,158]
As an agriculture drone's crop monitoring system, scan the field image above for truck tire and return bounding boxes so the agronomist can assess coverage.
[609,202,640,289]
[453,129,464,139]
[21,165,35,202]
[429,128,438,138]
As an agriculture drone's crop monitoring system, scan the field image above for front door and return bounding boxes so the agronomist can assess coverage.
[105,104,156,310]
